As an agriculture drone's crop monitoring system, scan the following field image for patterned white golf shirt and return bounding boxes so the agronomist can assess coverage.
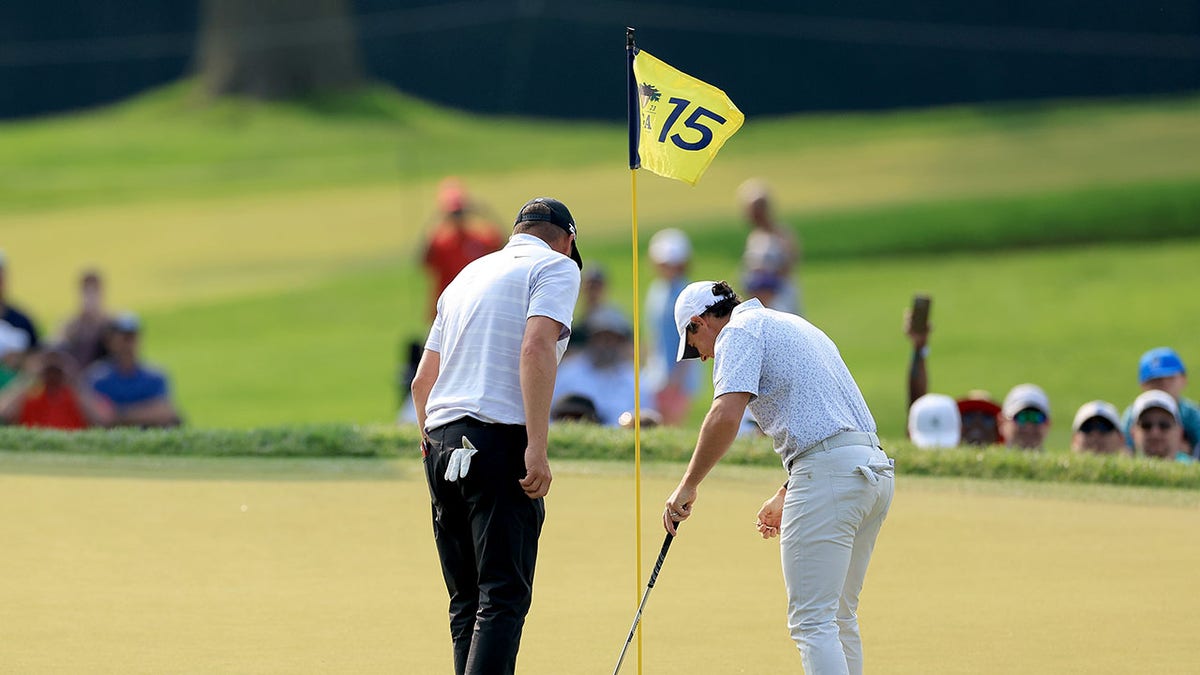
[712,299,876,468]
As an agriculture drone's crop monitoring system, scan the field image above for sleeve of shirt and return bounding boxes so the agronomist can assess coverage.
[528,257,581,334]
[425,312,444,353]
[712,326,762,400]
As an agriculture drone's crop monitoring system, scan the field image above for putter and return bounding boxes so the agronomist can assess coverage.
[611,522,680,675]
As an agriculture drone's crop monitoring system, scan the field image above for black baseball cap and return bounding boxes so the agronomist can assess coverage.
[514,197,583,269]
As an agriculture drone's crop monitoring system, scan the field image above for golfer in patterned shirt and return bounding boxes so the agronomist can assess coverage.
[663,280,893,675]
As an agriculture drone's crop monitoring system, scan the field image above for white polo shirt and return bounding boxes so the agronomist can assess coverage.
[423,234,581,430]
[711,299,876,467]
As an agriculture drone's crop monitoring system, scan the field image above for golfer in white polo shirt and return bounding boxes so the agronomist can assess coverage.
[663,280,893,675]
[411,197,582,675]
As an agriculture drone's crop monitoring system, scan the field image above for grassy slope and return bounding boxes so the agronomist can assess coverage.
[1,86,1199,444]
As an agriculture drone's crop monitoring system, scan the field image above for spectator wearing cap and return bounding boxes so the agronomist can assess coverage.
[903,310,1004,446]
[1128,390,1192,462]
[411,196,582,673]
[908,393,961,449]
[552,307,656,427]
[1120,347,1200,456]
[86,313,182,428]
[0,349,113,430]
[0,251,41,367]
[55,269,111,369]
[1070,401,1128,456]
[644,228,700,425]
[420,177,504,319]
[737,178,802,315]
[567,266,618,356]
[1000,383,1051,451]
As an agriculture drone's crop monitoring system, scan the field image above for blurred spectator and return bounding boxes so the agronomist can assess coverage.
[568,266,619,355]
[395,339,423,425]
[420,177,504,319]
[553,307,655,427]
[742,270,785,316]
[55,269,111,368]
[907,393,961,449]
[550,394,601,424]
[86,313,182,428]
[0,320,31,390]
[1000,384,1051,451]
[0,349,112,430]
[737,179,801,315]
[1120,347,1200,455]
[0,251,41,364]
[957,394,1004,446]
[903,310,1003,446]
[1070,400,1128,455]
[1129,389,1192,462]
[644,229,700,426]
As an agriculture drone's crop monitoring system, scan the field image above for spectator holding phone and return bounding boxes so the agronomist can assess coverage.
[903,300,1004,446]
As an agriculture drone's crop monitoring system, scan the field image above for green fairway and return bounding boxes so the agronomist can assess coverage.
[2,453,1198,673]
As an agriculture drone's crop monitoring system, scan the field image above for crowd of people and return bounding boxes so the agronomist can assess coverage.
[410,175,1194,462]
[904,309,1197,461]
[0,259,182,431]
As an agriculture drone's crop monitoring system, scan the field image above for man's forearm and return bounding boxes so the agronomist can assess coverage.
[519,336,558,452]
[681,394,748,489]
[411,349,440,436]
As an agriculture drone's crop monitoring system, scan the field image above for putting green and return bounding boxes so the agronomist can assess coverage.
[1,453,1197,673]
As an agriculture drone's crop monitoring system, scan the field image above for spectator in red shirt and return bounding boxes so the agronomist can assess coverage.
[0,349,112,430]
[420,177,504,318]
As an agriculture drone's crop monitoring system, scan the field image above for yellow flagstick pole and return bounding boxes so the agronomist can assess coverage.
[629,166,645,675]
[625,26,646,675]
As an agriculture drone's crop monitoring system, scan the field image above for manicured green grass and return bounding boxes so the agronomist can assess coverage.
[2,422,1197,489]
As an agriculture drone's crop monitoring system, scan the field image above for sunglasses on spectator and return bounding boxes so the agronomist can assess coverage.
[1078,418,1116,434]
[1138,420,1175,431]
[1013,409,1047,425]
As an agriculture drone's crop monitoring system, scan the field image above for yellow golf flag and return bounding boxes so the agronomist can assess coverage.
[632,50,744,186]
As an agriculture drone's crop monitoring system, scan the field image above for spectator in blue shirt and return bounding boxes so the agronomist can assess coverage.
[1120,347,1200,457]
[87,312,182,428]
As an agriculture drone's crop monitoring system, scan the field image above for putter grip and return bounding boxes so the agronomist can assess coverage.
[647,524,678,589]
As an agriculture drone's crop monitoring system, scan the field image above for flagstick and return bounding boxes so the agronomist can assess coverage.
[625,26,647,675]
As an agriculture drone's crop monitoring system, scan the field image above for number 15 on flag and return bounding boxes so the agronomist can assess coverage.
[632,50,744,186]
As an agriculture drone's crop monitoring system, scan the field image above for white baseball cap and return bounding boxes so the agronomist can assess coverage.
[673,280,734,362]
[1131,389,1179,424]
[1071,400,1121,433]
[648,228,691,266]
[908,393,962,449]
[1002,383,1050,419]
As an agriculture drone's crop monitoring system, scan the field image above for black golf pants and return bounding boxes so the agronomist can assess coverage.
[423,418,544,675]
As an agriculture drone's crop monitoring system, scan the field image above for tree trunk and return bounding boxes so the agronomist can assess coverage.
[196,0,363,100]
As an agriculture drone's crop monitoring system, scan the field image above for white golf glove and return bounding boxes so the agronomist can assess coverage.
[444,436,478,482]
